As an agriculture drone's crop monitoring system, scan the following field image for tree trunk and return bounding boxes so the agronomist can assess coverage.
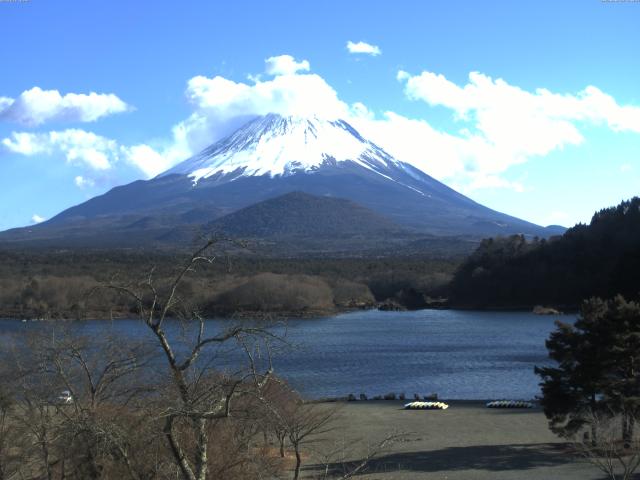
[39,433,53,480]
[622,413,634,449]
[195,418,209,480]
[279,434,286,458]
[590,394,598,446]
[85,443,102,480]
[293,446,302,480]
[164,417,196,480]
[623,415,629,448]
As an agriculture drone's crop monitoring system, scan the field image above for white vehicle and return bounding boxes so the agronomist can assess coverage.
[57,390,73,404]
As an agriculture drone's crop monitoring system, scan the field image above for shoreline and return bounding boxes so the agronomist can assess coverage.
[308,398,541,405]
[0,303,576,322]
[0,306,362,322]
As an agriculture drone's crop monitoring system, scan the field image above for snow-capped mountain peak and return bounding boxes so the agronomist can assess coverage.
[3,114,559,247]
[162,114,402,183]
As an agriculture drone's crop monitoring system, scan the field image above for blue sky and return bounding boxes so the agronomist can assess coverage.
[1,0,639,231]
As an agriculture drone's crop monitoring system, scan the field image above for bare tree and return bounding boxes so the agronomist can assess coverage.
[0,381,25,480]
[255,377,339,479]
[97,239,278,480]
[13,367,64,479]
[46,332,158,480]
[258,378,296,458]
[285,401,336,480]
[313,432,408,480]
[4,328,161,480]
[574,408,640,480]
[3,239,399,480]
[256,378,410,480]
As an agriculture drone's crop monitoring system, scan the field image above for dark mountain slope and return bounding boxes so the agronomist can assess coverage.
[207,191,402,238]
[0,114,563,250]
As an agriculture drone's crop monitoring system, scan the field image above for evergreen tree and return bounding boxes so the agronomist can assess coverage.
[536,296,640,443]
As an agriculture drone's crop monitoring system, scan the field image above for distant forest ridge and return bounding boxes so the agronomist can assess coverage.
[449,197,640,309]
[2,197,638,319]
[0,250,457,320]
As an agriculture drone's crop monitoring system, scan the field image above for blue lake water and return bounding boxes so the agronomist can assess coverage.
[0,309,568,400]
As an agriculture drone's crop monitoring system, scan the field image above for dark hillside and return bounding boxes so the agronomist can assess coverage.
[207,191,402,237]
[449,197,640,309]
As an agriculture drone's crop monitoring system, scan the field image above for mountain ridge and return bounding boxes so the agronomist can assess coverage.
[0,114,565,251]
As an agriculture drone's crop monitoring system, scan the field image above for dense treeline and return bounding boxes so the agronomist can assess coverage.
[4,197,640,316]
[0,250,458,319]
[450,197,640,309]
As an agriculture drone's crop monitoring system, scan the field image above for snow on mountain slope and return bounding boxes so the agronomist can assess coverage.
[162,113,410,185]
[0,112,563,249]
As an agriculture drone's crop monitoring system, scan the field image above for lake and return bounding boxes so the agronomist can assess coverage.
[0,309,567,400]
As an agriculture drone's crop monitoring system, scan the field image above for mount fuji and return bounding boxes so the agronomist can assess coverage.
[0,114,564,252]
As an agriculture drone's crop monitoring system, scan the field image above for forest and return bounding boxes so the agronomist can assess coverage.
[2,197,640,319]
[0,249,457,320]
[449,197,640,310]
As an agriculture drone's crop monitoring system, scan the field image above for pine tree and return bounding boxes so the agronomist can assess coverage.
[536,296,640,443]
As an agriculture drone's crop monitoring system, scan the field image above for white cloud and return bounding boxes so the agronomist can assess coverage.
[31,214,45,224]
[172,61,640,194]
[120,143,175,178]
[1,128,177,178]
[32,56,343,180]
[185,71,348,120]
[375,70,640,191]
[0,97,12,111]
[401,70,640,139]
[118,61,350,177]
[351,111,467,180]
[396,70,410,81]
[265,55,310,76]
[349,102,374,120]
[346,41,381,56]
[74,175,95,189]
[351,112,523,193]
[1,131,50,156]
[620,163,633,172]
[0,87,130,126]
[400,71,587,161]
[2,129,116,170]
[109,63,640,193]
[7,58,639,197]
[168,58,351,157]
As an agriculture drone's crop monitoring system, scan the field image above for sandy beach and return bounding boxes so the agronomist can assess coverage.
[303,400,604,479]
